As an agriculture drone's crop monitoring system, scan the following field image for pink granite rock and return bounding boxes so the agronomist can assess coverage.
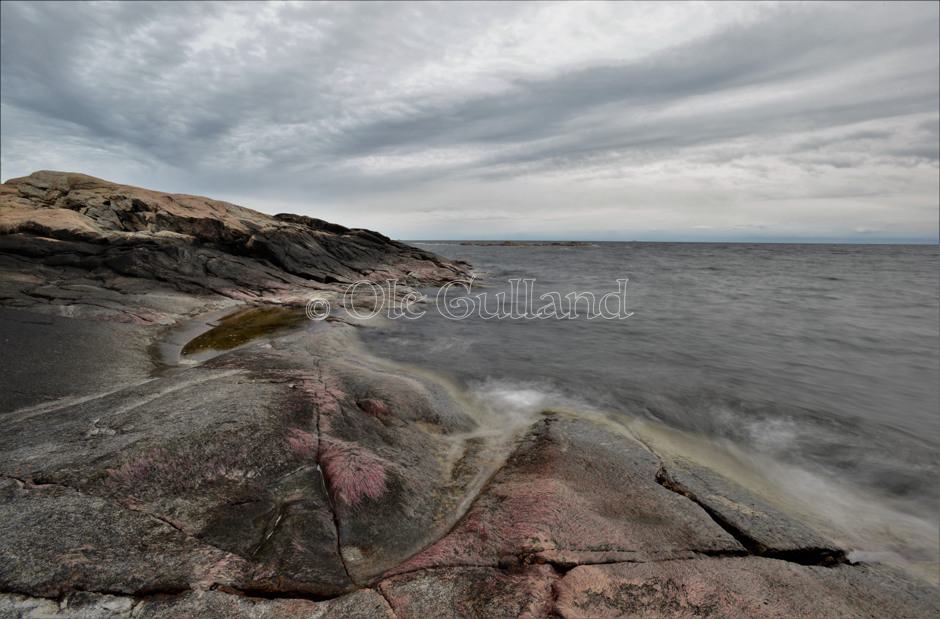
[554,557,940,618]
[388,415,745,576]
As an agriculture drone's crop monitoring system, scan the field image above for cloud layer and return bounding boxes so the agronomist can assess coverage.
[2,1,937,241]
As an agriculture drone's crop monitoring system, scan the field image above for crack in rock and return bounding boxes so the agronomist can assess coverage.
[655,467,847,567]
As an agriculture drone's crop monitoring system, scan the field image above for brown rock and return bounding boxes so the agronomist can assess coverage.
[0,170,470,315]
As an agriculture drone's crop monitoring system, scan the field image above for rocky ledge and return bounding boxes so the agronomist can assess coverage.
[0,170,469,312]
[1,172,938,618]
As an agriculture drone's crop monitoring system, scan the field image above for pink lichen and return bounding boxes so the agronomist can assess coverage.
[285,427,318,460]
[386,477,604,576]
[295,374,345,432]
[365,269,400,283]
[106,448,199,495]
[356,398,390,422]
[104,438,275,501]
[191,552,249,591]
[319,437,398,509]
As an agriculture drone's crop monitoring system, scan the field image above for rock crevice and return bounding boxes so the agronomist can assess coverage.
[655,465,848,567]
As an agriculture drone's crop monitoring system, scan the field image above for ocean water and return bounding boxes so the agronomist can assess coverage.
[359,242,940,569]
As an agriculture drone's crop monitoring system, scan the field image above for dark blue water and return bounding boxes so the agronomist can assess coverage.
[360,242,940,567]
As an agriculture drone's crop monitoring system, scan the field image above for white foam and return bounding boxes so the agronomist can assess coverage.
[743,416,800,451]
[470,378,595,414]
[464,378,600,436]
[626,416,940,582]
[724,441,940,570]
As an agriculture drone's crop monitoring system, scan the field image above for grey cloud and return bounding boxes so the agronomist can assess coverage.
[323,4,937,183]
[1,1,937,241]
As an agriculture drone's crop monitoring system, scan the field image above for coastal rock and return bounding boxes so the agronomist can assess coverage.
[0,307,159,414]
[657,456,845,564]
[387,415,746,576]
[554,557,940,618]
[0,477,247,598]
[1,171,937,616]
[0,321,500,598]
[0,359,354,597]
[0,588,396,618]
[0,170,470,317]
[202,329,501,585]
[378,565,556,618]
[139,588,396,618]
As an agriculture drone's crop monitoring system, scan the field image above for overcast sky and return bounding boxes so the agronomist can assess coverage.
[2,1,937,241]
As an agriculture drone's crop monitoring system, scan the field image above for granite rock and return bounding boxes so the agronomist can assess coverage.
[554,557,940,618]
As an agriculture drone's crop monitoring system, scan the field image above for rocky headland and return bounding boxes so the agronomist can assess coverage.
[1,171,937,618]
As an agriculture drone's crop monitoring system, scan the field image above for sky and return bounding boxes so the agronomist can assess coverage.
[1,1,938,242]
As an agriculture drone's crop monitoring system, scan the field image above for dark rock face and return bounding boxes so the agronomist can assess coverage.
[0,477,238,598]
[0,307,156,413]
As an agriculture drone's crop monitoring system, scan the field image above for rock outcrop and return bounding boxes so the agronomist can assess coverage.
[0,170,469,320]
[1,171,937,617]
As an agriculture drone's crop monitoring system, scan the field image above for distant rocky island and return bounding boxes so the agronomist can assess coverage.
[459,241,588,247]
[1,171,937,617]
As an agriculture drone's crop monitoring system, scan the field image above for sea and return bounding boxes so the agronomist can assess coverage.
[358,241,940,574]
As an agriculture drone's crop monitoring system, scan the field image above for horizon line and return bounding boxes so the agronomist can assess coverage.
[399,238,940,245]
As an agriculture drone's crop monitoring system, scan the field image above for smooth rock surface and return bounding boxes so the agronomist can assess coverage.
[0,322,505,599]
[388,415,746,576]
[0,477,246,598]
[658,455,846,564]
[554,557,940,618]
[379,565,556,619]
[0,307,157,414]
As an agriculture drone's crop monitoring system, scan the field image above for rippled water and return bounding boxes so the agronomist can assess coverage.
[360,242,939,567]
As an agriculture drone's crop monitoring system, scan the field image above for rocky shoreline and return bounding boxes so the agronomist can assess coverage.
[1,172,937,617]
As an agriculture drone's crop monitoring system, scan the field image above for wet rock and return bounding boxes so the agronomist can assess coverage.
[278,337,497,584]
[657,456,846,564]
[378,565,556,619]
[388,415,745,576]
[554,557,940,618]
